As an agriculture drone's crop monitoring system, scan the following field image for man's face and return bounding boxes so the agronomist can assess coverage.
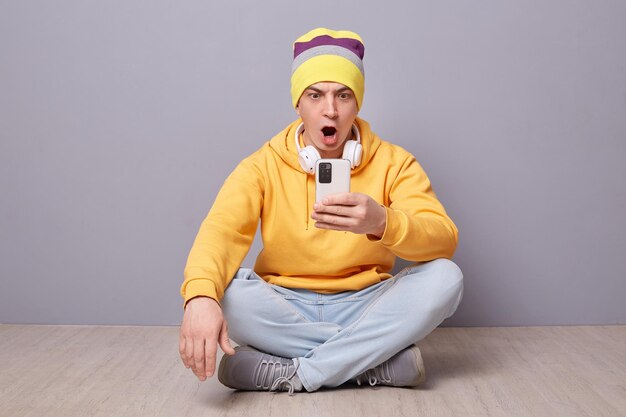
[296,82,359,159]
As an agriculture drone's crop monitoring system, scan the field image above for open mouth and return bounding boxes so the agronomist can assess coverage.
[322,126,337,137]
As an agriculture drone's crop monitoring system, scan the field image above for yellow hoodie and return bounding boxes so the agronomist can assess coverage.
[181,118,458,305]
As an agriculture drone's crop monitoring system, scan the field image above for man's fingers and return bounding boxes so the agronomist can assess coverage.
[330,205,349,217]
[219,321,236,356]
[179,336,190,368]
[313,212,356,227]
[193,338,207,381]
[204,340,218,378]
[185,336,195,370]
[321,192,363,207]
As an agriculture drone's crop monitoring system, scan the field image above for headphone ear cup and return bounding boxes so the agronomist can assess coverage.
[353,142,363,167]
[342,141,363,168]
[298,146,321,174]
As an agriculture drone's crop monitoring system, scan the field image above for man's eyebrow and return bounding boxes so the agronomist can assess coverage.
[305,86,351,93]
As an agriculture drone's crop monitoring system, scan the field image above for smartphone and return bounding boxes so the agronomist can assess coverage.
[315,159,351,203]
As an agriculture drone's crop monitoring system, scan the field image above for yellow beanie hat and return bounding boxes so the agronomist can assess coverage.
[291,28,365,109]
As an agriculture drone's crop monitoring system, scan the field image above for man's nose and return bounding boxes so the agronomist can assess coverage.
[323,97,338,118]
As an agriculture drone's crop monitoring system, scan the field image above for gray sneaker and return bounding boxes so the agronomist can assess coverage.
[218,346,303,395]
[355,345,426,387]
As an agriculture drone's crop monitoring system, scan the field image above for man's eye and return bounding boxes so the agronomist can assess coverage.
[339,93,351,99]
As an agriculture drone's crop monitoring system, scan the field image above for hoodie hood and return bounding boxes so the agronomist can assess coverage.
[269,117,382,174]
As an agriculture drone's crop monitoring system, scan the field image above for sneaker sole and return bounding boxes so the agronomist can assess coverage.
[410,345,426,386]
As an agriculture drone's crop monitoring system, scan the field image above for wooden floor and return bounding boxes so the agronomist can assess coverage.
[0,325,625,417]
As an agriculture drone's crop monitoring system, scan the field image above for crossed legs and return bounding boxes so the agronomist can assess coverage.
[221,258,463,392]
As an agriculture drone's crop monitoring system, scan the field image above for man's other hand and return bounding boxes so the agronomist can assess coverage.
[179,296,235,381]
[312,192,386,238]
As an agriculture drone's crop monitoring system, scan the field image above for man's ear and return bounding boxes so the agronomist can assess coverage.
[295,105,300,116]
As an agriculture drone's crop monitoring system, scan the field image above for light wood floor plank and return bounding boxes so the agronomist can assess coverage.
[1,325,624,417]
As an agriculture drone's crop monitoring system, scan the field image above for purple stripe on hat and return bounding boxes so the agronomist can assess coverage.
[294,35,365,60]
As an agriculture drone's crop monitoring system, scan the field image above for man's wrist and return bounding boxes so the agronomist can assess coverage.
[374,205,387,238]
[185,295,214,309]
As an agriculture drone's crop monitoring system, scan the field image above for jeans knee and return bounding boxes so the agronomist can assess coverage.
[398,258,463,313]
[432,259,464,315]
[436,258,463,289]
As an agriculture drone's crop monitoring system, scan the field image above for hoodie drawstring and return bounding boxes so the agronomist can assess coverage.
[305,174,310,230]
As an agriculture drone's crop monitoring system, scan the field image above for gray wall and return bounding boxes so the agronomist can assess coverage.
[1,1,625,326]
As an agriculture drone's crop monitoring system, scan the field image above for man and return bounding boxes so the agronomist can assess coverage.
[179,28,463,394]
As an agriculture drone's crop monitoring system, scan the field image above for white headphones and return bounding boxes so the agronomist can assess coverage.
[294,122,363,174]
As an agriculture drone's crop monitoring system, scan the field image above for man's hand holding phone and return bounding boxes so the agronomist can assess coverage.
[312,192,387,238]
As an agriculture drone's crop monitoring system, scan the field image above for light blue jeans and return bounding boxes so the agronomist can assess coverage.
[221,258,463,392]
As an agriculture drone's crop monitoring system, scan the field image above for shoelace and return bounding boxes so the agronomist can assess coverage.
[253,357,300,396]
[356,360,393,386]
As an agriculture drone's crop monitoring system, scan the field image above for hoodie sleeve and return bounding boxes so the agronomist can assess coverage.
[180,153,265,307]
[370,154,458,261]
